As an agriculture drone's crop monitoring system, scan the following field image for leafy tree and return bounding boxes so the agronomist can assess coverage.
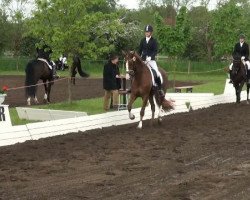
[155,6,191,57]
[211,0,245,58]
[0,9,10,54]
[185,6,213,61]
[27,0,126,60]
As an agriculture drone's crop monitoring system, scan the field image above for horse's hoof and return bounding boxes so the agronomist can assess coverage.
[158,118,163,125]
[247,101,249,105]
[137,122,142,129]
[130,115,135,120]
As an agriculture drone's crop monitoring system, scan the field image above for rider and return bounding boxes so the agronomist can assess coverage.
[229,34,250,83]
[138,25,165,99]
[36,40,59,79]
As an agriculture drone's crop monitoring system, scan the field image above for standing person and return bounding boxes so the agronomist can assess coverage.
[138,25,165,99]
[229,34,250,83]
[103,54,120,111]
[36,40,59,79]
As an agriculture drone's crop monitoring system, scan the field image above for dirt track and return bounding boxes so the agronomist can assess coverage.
[0,75,200,107]
[0,103,249,199]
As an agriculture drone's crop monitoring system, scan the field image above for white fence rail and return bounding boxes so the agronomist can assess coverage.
[0,79,243,148]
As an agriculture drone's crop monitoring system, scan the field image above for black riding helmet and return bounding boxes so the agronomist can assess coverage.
[145,25,153,32]
[239,34,246,39]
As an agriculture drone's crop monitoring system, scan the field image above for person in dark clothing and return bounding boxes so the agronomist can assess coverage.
[36,41,59,79]
[229,34,250,83]
[138,25,165,99]
[103,54,120,111]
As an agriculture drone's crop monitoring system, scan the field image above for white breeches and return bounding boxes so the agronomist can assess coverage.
[229,61,250,70]
[145,60,163,83]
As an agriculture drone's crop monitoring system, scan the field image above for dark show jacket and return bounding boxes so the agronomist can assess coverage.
[103,61,119,90]
[233,42,249,60]
[139,37,158,61]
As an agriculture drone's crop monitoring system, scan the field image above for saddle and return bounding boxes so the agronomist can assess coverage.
[37,58,53,70]
[146,65,161,87]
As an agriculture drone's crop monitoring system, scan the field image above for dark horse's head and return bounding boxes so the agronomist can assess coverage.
[232,53,246,82]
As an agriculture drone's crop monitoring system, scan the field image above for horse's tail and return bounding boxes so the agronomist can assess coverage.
[155,91,174,112]
[25,60,37,98]
[73,56,89,78]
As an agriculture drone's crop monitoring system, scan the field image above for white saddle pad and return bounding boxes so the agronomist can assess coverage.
[38,58,52,70]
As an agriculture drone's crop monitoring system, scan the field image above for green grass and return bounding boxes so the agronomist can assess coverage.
[9,108,38,126]
[34,97,143,115]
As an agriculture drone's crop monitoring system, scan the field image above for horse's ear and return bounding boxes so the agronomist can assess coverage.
[130,51,135,55]
[122,50,127,56]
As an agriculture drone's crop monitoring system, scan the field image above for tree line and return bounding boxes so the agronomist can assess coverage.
[0,0,249,62]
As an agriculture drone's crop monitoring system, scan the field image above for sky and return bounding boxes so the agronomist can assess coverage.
[118,0,218,10]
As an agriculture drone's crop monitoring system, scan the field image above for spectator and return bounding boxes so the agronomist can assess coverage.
[103,54,120,111]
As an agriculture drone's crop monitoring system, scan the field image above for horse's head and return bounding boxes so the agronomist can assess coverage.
[123,51,142,77]
[233,54,245,74]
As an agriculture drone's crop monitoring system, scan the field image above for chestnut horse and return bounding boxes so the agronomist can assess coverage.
[124,51,174,129]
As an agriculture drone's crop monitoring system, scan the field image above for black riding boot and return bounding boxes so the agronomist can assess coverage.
[229,70,233,84]
[52,65,60,79]
[247,70,250,84]
[156,77,165,102]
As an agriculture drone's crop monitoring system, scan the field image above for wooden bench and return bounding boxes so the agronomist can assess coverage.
[174,86,194,93]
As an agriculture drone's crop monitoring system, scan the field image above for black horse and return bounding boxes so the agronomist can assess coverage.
[25,60,54,105]
[231,57,250,103]
[71,55,89,85]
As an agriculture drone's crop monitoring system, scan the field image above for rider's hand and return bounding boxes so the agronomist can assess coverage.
[146,56,151,62]
[241,56,245,60]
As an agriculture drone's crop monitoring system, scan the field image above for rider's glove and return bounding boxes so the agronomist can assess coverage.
[146,56,151,62]
[241,56,245,60]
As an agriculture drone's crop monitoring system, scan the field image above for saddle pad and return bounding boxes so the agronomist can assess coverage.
[37,58,52,70]
[146,63,157,86]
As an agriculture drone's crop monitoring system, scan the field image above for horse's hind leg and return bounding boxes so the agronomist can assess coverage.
[149,94,155,126]
[47,82,52,103]
[247,84,250,104]
[43,81,48,103]
[27,97,31,106]
[158,105,163,125]
[34,96,39,104]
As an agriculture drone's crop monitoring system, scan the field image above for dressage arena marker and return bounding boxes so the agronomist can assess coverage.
[0,79,242,147]
[16,107,87,121]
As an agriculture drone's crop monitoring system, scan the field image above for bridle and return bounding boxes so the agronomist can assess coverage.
[126,57,137,77]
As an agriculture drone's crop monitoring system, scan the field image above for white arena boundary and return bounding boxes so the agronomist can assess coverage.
[0,79,245,147]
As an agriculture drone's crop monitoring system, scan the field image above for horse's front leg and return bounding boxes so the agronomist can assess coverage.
[43,80,48,103]
[128,93,137,120]
[138,96,149,129]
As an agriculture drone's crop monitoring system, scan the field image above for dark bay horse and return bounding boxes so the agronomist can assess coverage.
[231,58,250,103]
[71,55,89,85]
[124,51,174,129]
[25,60,54,105]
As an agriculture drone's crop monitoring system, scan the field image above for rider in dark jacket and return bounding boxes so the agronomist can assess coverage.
[138,25,165,101]
[36,41,59,79]
[229,34,250,83]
